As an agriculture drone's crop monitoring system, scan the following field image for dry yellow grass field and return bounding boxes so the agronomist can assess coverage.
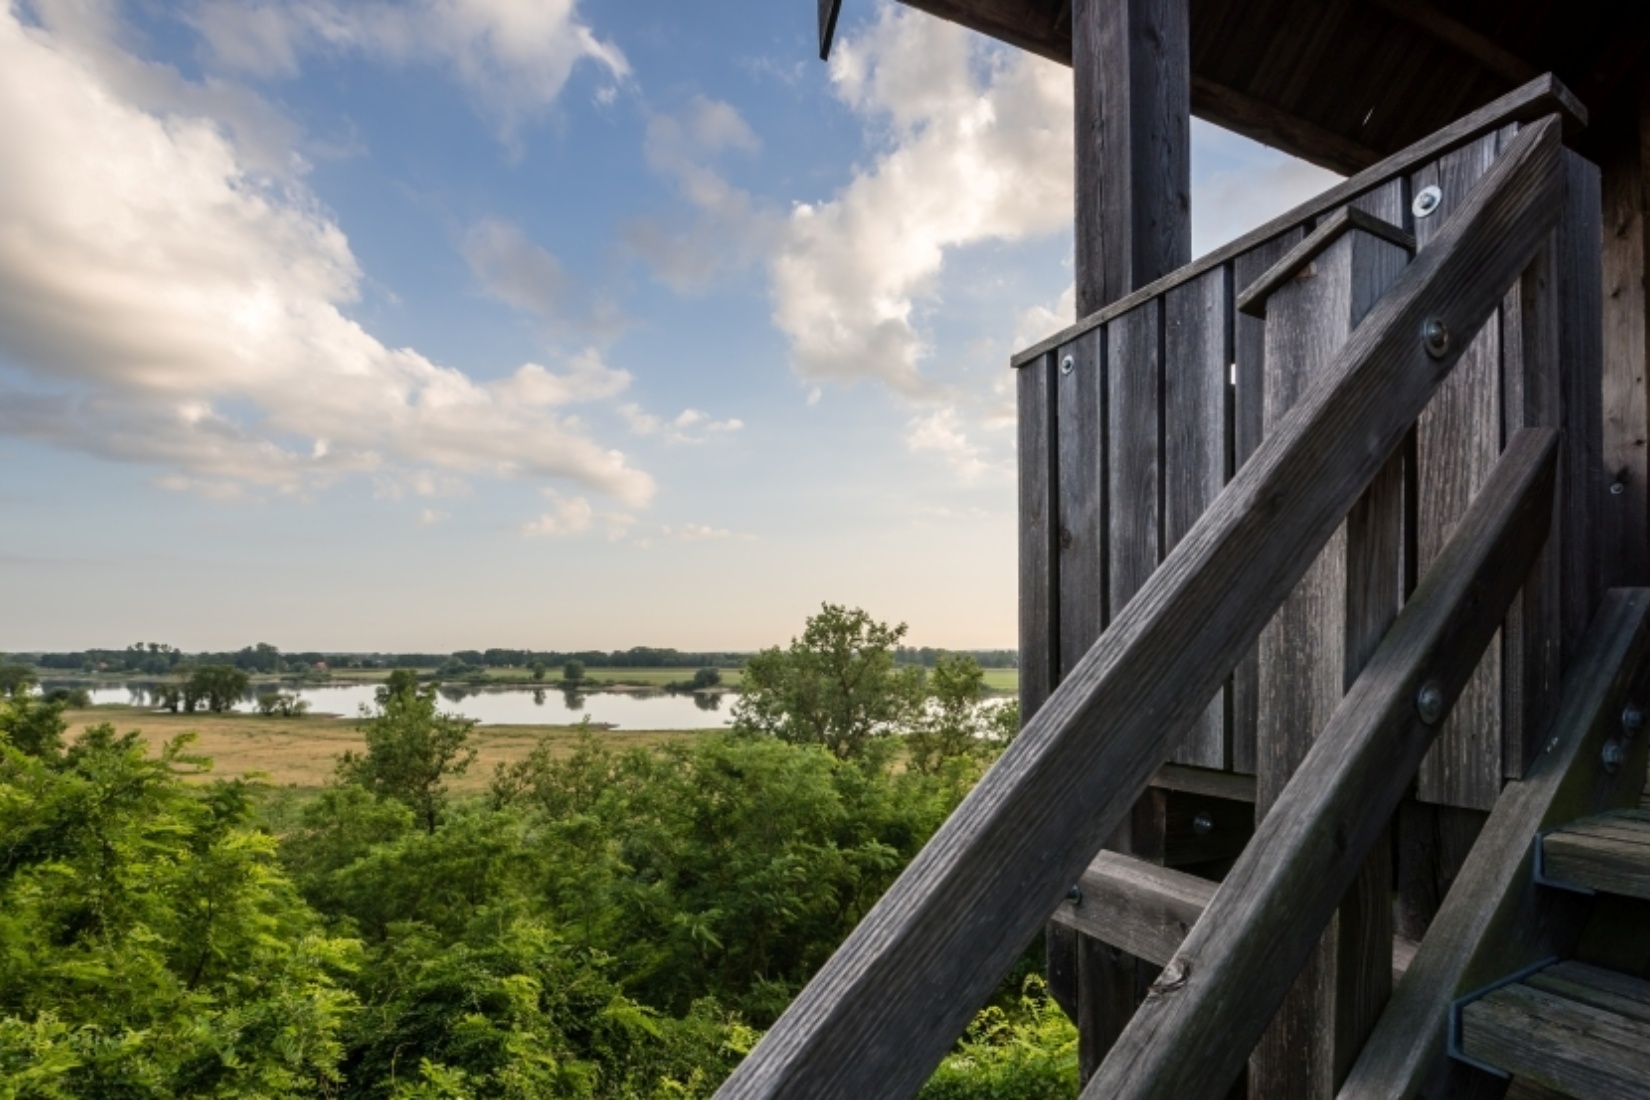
[60,706,699,791]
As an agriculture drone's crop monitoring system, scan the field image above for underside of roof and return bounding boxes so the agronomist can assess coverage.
[823,0,1650,173]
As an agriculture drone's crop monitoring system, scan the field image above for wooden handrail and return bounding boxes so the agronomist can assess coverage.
[1011,72,1584,369]
[1081,427,1558,1099]
[713,114,1564,1100]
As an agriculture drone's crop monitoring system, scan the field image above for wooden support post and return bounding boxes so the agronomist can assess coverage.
[1061,0,1190,1077]
[1250,218,1410,1098]
[1599,69,1650,589]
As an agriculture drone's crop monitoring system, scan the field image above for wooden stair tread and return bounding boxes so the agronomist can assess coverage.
[1542,812,1650,899]
[1461,966,1650,1099]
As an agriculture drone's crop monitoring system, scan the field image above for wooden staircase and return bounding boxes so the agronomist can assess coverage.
[1460,961,1650,1099]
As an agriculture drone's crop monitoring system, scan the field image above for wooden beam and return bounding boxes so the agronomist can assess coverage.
[1371,0,1540,88]
[1235,207,1415,318]
[1460,966,1650,1098]
[1192,76,1384,177]
[1339,589,1650,1099]
[1081,427,1559,1100]
[1014,74,1587,369]
[1541,811,1650,899]
[895,0,1070,66]
[817,0,842,60]
[712,116,1563,1100]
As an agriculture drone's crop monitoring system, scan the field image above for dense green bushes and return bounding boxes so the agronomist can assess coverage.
[0,609,1072,1098]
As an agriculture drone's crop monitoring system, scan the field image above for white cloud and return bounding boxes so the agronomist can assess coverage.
[461,218,625,339]
[624,95,779,293]
[619,403,742,445]
[521,489,633,540]
[191,0,627,142]
[1190,120,1342,257]
[417,507,449,526]
[769,6,1073,397]
[0,7,653,505]
[905,406,998,483]
[661,522,740,542]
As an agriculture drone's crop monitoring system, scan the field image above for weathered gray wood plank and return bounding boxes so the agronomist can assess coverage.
[1109,301,1162,625]
[1165,268,1229,768]
[1412,132,1506,813]
[1542,813,1650,899]
[1526,961,1650,1025]
[1339,588,1650,1099]
[1081,428,1558,1100]
[1151,763,1256,802]
[1059,328,1107,684]
[713,115,1564,1100]
[1558,149,1607,659]
[1461,980,1650,1099]
[1231,229,1307,776]
[1051,851,1216,967]
[1018,353,1059,725]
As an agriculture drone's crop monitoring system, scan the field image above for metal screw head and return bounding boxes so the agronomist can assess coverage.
[1623,706,1644,736]
[1060,355,1074,375]
[1067,884,1083,906]
[1192,811,1215,836]
[1611,481,1626,496]
[1413,185,1443,219]
[1416,681,1445,725]
[1421,318,1451,360]
[1602,738,1626,774]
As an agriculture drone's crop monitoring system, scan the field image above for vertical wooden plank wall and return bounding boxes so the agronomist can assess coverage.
[1250,225,1410,1099]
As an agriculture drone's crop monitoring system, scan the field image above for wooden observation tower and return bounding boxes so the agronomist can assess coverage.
[721,2,1650,1096]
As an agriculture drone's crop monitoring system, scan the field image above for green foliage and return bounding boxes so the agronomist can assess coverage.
[565,659,586,683]
[183,664,252,713]
[906,655,1019,775]
[255,691,310,717]
[732,603,925,759]
[691,668,720,690]
[0,725,358,1097]
[0,691,66,758]
[919,978,1077,1100]
[0,663,36,698]
[338,680,477,833]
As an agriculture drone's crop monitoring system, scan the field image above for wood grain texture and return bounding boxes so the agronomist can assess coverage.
[1598,75,1650,590]
[1558,149,1607,659]
[1150,764,1256,802]
[1542,810,1650,899]
[1050,851,1216,967]
[1249,221,1411,1100]
[1108,302,1162,640]
[1461,978,1650,1099]
[1013,75,1586,368]
[1502,227,1563,780]
[1018,355,1059,725]
[1340,588,1650,1100]
[713,115,1564,1100]
[1081,428,1558,1100]
[1411,133,1506,813]
[1073,0,1189,314]
[1164,268,1229,767]
[1059,328,1107,681]
[1236,208,1415,318]
[1231,229,1307,775]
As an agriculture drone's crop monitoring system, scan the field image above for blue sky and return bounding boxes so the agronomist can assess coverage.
[0,0,1337,653]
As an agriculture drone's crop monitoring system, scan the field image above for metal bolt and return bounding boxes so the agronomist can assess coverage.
[1192,811,1215,836]
[1624,706,1644,736]
[1422,317,1451,360]
[1060,355,1074,375]
[1413,185,1443,219]
[1611,481,1625,496]
[1416,681,1444,725]
[1602,738,1626,774]
[1067,883,1083,906]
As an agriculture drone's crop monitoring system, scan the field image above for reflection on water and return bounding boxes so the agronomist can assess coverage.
[54,680,733,731]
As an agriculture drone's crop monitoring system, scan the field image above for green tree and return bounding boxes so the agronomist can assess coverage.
[531,659,547,682]
[564,659,585,683]
[183,664,250,713]
[338,682,478,833]
[0,690,66,758]
[907,654,996,774]
[732,604,924,759]
[0,663,35,698]
[691,667,721,690]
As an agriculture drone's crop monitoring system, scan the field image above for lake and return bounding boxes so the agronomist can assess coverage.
[67,682,733,731]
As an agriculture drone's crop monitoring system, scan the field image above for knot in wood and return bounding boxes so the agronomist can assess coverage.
[1149,957,1191,997]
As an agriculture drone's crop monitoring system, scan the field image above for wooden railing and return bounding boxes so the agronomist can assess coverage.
[714,104,1568,1100]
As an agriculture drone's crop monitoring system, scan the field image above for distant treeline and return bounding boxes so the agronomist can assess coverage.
[9,641,1018,675]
